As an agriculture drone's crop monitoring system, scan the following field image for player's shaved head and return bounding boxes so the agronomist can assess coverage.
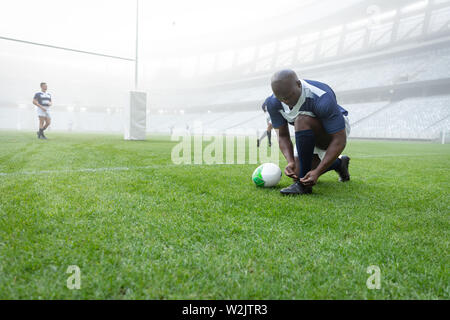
[271,69,299,83]
[271,69,302,107]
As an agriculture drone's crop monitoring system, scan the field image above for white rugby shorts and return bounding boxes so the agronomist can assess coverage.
[37,107,51,118]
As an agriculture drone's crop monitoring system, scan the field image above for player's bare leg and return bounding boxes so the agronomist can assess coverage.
[257,123,273,147]
[37,116,46,139]
[299,116,350,181]
[293,154,320,179]
[40,117,51,139]
[267,123,273,147]
[311,154,321,170]
[257,131,267,147]
[43,117,51,130]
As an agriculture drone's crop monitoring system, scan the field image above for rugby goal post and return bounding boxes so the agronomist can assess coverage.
[124,91,147,140]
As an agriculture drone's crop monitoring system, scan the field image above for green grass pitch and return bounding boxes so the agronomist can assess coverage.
[0,130,449,299]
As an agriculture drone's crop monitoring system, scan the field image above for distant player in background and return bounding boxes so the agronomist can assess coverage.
[32,82,52,139]
[257,97,273,147]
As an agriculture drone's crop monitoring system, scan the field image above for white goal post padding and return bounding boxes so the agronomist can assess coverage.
[124,91,147,140]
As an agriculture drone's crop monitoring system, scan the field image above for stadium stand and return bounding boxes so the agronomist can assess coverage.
[351,95,450,139]
[144,95,450,141]
[149,0,450,141]
[344,101,390,124]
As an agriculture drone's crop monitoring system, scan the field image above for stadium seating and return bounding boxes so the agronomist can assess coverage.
[351,96,450,139]
[302,46,450,91]
[144,95,450,141]
[172,46,450,114]
[343,101,389,124]
[7,92,447,140]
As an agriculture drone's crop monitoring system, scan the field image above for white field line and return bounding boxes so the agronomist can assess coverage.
[0,153,447,177]
[0,165,172,177]
[352,153,446,158]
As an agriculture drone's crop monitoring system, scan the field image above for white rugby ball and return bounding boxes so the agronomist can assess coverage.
[252,163,282,187]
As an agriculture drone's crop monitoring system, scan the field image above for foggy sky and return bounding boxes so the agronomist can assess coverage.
[0,0,416,109]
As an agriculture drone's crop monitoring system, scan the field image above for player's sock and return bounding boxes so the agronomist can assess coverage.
[337,155,351,182]
[267,131,272,145]
[324,158,342,173]
[40,128,48,139]
[295,130,315,179]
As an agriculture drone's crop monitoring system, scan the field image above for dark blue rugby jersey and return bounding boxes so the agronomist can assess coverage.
[33,92,52,107]
[261,97,269,112]
[266,79,348,134]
